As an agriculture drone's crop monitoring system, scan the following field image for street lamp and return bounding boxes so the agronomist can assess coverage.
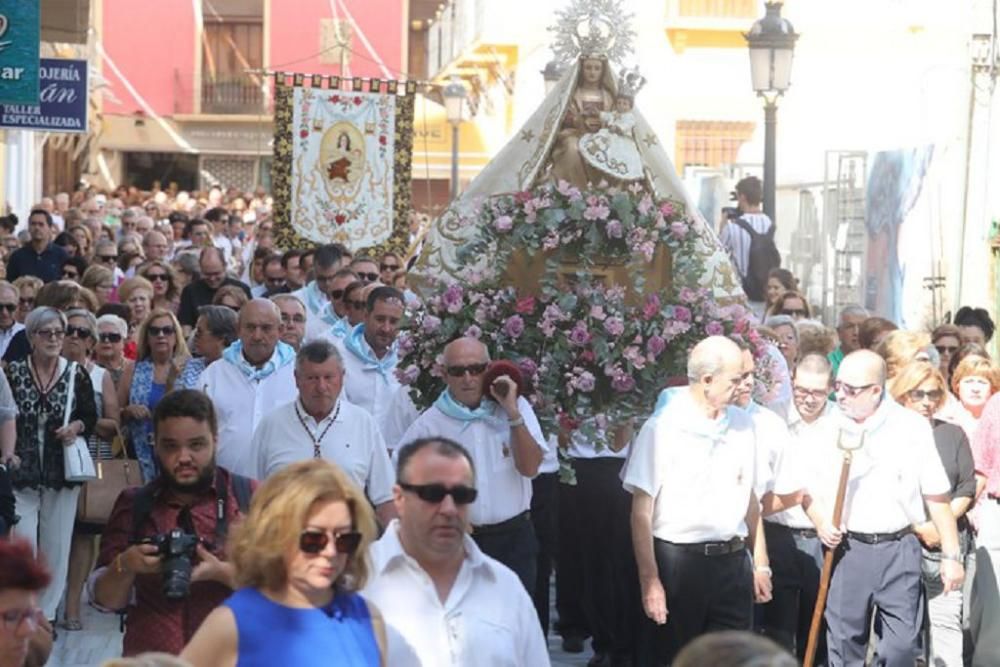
[541,59,565,95]
[442,76,467,201]
[745,1,798,223]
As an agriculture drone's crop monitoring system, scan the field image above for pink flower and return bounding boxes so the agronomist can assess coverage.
[568,322,592,347]
[396,365,420,385]
[543,304,567,322]
[673,306,692,322]
[540,319,557,338]
[495,215,513,232]
[441,285,464,313]
[706,321,725,336]
[669,221,688,239]
[421,315,442,333]
[642,295,661,321]
[603,317,625,337]
[638,194,654,215]
[646,335,666,357]
[543,233,561,251]
[660,201,675,217]
[590,304,607,321]
[503,315,525,339]
[678,287,698,304]
[584,203,610,221]
[515,296,536,314]
[571,371,596,393]
[464,324,483,339]
[611,373,636,393]
[517,358,538,378]
[605,219,624,238]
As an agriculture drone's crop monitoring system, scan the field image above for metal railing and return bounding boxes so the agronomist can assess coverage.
[676,0,757,18]
[426,0,487,78]
[201,75,265,115]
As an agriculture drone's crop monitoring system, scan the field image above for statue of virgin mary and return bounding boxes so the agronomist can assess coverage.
[548,56,616,189]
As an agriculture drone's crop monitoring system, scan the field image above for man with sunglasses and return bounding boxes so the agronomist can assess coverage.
[177,248,251,336]
[397,337,547,593]
[364,437,550,666]
[0,282,24,358]
[6,209,66,283]
[797,350,963,666]
[349,257,380,285]
[290,244,345,339]
[90,390,256,656]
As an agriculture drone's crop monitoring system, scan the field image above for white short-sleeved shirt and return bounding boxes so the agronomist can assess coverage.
[384,387,420,452]
[397,397,547,526]
[333,337,401,442]
[745,402,795,499]
[363,521,551,667]
[197,358,298,478]
[796,398,951,533]
[249,398,394,504]
[766,402,834,529]
[563,420,629,461]
[622,388,768,543]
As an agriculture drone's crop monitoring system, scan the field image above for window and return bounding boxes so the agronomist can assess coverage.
[675,120,756,174]
[201,0,264,113]
[677,0,757,19]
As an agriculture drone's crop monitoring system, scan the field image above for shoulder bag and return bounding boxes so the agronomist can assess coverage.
[63,362,98,483]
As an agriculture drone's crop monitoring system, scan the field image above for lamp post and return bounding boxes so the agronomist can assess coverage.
[745,2,798,223]
[541,59,565,96]
[442,77,467,201]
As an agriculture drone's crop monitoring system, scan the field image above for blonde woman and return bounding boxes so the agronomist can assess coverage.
[875,329,933,381]
[181,460,385,666]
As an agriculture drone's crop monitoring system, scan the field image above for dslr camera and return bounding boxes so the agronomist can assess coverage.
[141,529,201,599]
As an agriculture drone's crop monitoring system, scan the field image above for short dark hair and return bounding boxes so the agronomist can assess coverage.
[62,255,88,276]
[97,302,131,322]
[735,176,763,206]
[203,207,227,223]
[313,244,344,270]
[153,389,218,439]
[28,208,53,227]
[295,338,343,371]
[366,285,404,312]
[396,437,476,484]
[184,218,209,239]
[167,211,189,225]
[954,306,996,342]
[280,248,303,270]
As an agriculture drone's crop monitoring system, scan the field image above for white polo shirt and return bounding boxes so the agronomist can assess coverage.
[622,388,772,543]
[363,521,551,667]
[333,337,401,442]
[397,397,547,526]
[384,387,420,452]
[248,398,394,504]
[197,357,297,478]
[765,402,833,529]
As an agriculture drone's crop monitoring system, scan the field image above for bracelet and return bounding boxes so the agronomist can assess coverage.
[508,416,525,428]
[754,565,772,576]
[941,552,963,563]
[114,553,129,574]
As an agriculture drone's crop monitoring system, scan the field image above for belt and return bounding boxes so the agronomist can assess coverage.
[662,536,746,557]
[846,527,912,545]
[768,523,818,539]
[472,510,530,536]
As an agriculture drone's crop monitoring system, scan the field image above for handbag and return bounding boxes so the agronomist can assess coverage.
[77,429,141,524]
[62,362,98,483]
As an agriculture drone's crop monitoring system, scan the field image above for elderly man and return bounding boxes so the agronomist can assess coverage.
[624,336,775,663]
[827,304,868,378]
[141,230,170,262]
[248,340,395,523]
[271,293,307,351]
[291,244,344,340]
[398,337,546,591]
[198,299,297,477]
[6,210,66,283]
[364,438,550,666]
[0,282,24,357]
[177,248,250,334]
[335,286,403,440]
[804,350,963,666]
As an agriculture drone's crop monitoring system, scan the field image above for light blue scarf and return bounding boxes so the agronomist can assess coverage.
[222,340,296,382]
[302,281,327,315]
[342,324,398,382]
[317,301,343,328]
[433,389,504,431]
[329,317,351,339]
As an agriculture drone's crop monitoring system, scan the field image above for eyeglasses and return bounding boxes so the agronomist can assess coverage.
[380,263,400,272]
[357,272,379,283]
[0,303,16,313]
[62,270,79,279]
[794,386,829,401]
[298,529,362,555]
[446,362,488,378]
[935,345,959,355]
[781,308,807,317]
[907,388,943,402]
[146,273,169,282]
[34,328,65,340]
[398,482,479,505]
[147,325,175,338]
[18,297,34,308]
[281,314,307,324]
[66,325,93,339]
[348,299,366,310]
[833,380,877,398]
[0,607,44,632]
[98,332,124,343]
[328,289,346,300]
[97,254,117,263]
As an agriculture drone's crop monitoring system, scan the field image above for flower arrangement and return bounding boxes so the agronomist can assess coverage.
[398,181,780,437]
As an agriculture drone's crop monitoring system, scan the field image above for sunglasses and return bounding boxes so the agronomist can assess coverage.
[98,332,124,343]
[908,388,943,402]
[34,328,65,340]
[348,299,366,310]
[398,482,479,505]
[146,273,169,282]
[18,297,34,308]
[328,289,346,300]
[380,263,400,272]
[446,362,488,378]
[357,272,379,282]
[66,325,93,339]
[0,607,43,632]
[833,380,876,398]
[935,345,959,355]
[781,308,807,317]
[298,529,362,555]
[0,303,16,313]
[97,255,118,263]
[148,325,175,337]
[62,270,79,279]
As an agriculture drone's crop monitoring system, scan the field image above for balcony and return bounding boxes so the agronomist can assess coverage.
[666,0,761,53]
[424,0,518,84]
[201,75,265,115]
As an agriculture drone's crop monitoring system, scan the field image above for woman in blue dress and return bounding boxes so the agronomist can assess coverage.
[181,459,385,666]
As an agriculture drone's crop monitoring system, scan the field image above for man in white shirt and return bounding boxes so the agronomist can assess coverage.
[717,176,775,314]
[334,286,403,441]
[198,299,297,478]
[807,350,964,666]
[397,336,546,592]
[291,244,346,340]
[624,336,778,663]
[271,293,307,351]
[249,339,395,524]
[363,437,550,667]
[0,282,25,357]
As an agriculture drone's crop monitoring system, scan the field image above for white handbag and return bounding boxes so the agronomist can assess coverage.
[62,362,97,482]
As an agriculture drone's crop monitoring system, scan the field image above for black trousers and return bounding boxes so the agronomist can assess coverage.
[557,466,590,640]
[648,539,754,665]
[759,521,827,664]
[530,471,558,635]
[472,511,538,594]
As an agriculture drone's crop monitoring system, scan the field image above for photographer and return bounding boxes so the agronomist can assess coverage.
[90,390,256,656]
[718,176,779,317]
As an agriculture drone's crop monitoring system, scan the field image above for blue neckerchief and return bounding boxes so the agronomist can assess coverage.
[302,281,327,315]
[342,324,398,382]
[317,301,342,328]
[222,340,295,382]
[329,317,351,339]
[433,389,504,432]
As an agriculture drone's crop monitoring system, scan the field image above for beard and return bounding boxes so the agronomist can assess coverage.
[162,460,216,494]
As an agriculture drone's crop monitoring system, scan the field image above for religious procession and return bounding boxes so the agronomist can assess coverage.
[1,0,1000,666]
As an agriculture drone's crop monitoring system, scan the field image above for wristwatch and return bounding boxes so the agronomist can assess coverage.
[508,416,525,428]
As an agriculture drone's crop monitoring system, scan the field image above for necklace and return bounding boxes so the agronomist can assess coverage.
[294,400,341,459]
[30,356,60,396]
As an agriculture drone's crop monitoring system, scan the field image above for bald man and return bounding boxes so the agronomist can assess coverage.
[397,336,547,594]
[800,349,962,666]
[141,230,170,262]
[198,299,297,476]
[624,336,776,663]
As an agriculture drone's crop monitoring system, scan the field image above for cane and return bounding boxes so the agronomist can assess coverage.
[803,430,865,667]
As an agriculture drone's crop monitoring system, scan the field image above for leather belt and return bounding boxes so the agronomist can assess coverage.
[662,536,746,557]
[846,527,912,545]
[472,510,530,536]
[767,522,818,539]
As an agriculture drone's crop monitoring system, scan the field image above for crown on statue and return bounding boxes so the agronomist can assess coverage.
[616,66,646,99]
[548,0,636,65]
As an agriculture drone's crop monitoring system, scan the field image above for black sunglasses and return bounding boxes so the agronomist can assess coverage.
[446,363,488,378]
[298,530,362,555]
[62,270,79,279]
[146,273,169,282]
[97,255,117,263]
[399,482,478,505]
[935,345,959,355]
[328,289,345,300]
[147,325,175,337]
[0,303,16,313]
[18,297,34,307]
[66,325,92,339]
[833,380,877,398]
[380,263,400,272]
[348,299,366,310]
[908,388,944,402]
[98,332,124,343]
[357,272,379,282]
[781,308,807,317]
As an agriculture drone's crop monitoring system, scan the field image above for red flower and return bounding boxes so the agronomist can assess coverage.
[334,213,347,225]
[579,349,596,364]
[330,95,341,103]
[299,129,309,138]
[558,413,580,432]
[353,96,363,105]
[378,135,387,145]
[514,295,536,314]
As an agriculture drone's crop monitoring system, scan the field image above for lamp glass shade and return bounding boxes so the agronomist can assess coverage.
[748,46,773,92]
[771,47,794,92]
[748,45,794,93]
[444,94,464,124]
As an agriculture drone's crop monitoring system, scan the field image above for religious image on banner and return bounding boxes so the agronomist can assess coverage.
[272,76,415,254]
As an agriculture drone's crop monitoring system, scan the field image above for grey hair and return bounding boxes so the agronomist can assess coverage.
[25,306,67,338]
[764,315,799,343]
[0,280,16,300]
[271,293,306,313]
[95,239,116,254]
[65,308,98,340]
[686,336,740,382]
[295,339,344,372]
[838,304,869,326]
[795,352,832,377]
[196,305,239,345]
[96,314,129,338]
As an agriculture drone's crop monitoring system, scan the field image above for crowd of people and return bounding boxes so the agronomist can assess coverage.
[0,181,997,667]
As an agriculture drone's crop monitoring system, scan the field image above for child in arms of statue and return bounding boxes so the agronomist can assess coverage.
[579,68,645,183]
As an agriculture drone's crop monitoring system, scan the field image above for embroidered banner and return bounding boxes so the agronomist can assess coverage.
[272,75,414,255]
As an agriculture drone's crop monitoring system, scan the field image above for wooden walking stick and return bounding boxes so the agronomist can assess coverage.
[803,430,865,667]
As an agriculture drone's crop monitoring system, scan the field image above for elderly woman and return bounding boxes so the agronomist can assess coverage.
[12,276,42,324]
[859,317,899,350]
[938,355,1000,438]
[181,460,385,666]
[764,314,799,370]
[795,319,836,358]
[93,313,132,390]
[889,361,976,667]
[117,277,153,336]
[138,261,180,314]
[7,307,97,622]
[117,309,189,481]
[59,308,121,631]
[212,285,248,312]
[766,290,811,320]
[80,265,116,308]
[179,305,238,389]
[0,539,54,667]
[172,252,200,291]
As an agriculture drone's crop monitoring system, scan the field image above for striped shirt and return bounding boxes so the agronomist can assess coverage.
[718,212,773,279]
